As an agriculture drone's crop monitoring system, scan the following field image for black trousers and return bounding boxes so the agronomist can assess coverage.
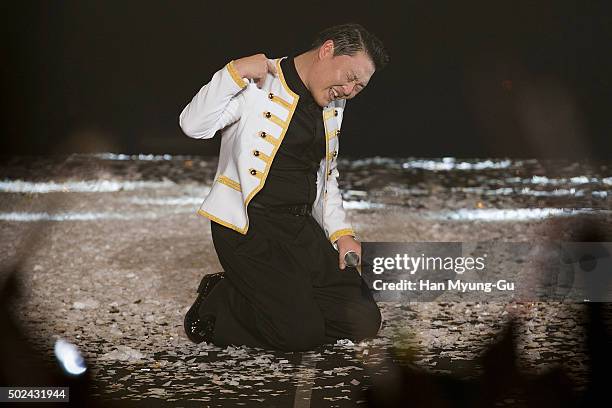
[199,206,382,351]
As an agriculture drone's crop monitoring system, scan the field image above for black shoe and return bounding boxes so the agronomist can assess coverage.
[184,271,225,344]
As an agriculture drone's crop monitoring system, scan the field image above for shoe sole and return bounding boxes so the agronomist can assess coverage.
[184,272,224,343]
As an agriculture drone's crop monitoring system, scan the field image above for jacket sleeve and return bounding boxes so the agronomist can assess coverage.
[325,150,356,251]
[178,60,247,139]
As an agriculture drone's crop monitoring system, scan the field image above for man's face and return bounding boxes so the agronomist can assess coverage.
[309,40,376,107]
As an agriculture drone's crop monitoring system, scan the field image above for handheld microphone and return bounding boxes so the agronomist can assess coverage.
[344,250,360,267]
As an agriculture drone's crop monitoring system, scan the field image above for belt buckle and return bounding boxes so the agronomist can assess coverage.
[291,205,301,216]
[299,205,310,217]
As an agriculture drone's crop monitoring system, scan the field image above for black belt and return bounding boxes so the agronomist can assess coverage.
[249,201,312,217]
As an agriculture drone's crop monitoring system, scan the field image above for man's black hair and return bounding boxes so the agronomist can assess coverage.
[311,23,389,71]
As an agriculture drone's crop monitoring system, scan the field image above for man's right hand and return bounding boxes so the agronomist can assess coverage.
[232,54,278,88]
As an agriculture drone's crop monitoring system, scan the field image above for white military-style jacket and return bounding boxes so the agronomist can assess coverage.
[178,57,355,248]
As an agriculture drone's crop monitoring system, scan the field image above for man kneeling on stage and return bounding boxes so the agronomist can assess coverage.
[179,23,389,351]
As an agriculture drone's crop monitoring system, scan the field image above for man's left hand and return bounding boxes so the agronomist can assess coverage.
[337,235,361,270]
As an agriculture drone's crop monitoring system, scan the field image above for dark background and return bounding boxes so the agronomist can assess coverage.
[2,0,610,158]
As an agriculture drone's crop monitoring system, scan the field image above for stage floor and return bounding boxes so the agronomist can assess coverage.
[1,154,611,406]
